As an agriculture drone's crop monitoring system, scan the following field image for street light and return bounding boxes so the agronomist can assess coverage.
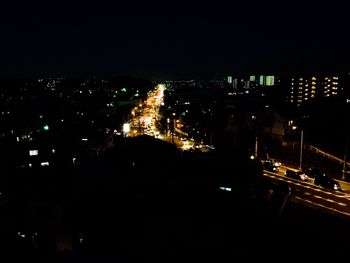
[299,129,304,170]
[171,112,176,144]
[291,124,304,170]
[123,123,130,137]
[342,125,349,180]
[342,103,350,180]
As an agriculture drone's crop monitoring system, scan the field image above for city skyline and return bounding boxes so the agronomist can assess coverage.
[1,2,350,259]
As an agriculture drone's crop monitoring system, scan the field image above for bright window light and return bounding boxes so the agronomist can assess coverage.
[29,150,38,156]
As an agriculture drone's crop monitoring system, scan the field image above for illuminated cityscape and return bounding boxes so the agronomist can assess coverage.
[1,2,350,262]
[288,75,343,106]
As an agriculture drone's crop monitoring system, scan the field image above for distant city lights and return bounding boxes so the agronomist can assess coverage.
[29,150,38,156]
[123,123,130,133]
[219,187,232,192]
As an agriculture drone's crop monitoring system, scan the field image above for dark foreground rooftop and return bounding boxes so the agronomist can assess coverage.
[0,136,349,262]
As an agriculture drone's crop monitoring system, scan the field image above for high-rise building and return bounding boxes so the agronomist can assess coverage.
[233,79,238,89]
[259,75,265,86]
[288,77,315,107]
[322,76,339,97]
[288,76,340,106]
[266,76,275,86]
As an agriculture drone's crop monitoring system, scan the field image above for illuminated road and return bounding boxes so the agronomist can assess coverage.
[264,166,350,218]
[125,86,350,217]
[123,86,350,218]
[126,84,212,152]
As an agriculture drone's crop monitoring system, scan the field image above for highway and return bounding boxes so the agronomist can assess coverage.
[264,166,350,218]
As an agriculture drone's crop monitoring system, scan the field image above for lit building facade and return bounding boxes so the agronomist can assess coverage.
[226,75,278,90]
[288,76,340,106]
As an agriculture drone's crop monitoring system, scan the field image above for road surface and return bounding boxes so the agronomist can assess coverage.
[264,165,350,218]
[127,84,212,152]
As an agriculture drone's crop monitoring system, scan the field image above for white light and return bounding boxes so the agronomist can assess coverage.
[17,232,26,238]
[123,123,130,133]
[219,187,232,192]
[29,150,38,156]
[40,162,49,167]
[250,155,255,160]
[82,138,88,141]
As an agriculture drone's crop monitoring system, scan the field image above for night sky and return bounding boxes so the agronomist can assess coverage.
[0,1,349,80]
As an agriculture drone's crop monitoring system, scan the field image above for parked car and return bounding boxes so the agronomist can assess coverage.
[302,167,323,178]
[314,174,342,191]
[285,169,308,181]
[263,160,279,172]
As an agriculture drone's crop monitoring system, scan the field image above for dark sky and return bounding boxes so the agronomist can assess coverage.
[0,1,349,80]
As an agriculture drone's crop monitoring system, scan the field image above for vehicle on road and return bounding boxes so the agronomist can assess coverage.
[302,167,323,178]
[263,160,280,172]
[285,169,308,181]
[269,159,282,167]
[314,174,342,191]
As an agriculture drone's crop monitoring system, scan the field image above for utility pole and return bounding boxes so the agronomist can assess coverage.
[342,134,348,180]
[254,136,258,158]
[171,112,176,144]
[171,119,175,144]
[343,102,349,180]
[299,129,304,170]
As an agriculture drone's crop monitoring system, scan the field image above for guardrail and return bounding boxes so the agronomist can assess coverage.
[283,141,350,168]
[308,145,350,168]
[279,165,350,191]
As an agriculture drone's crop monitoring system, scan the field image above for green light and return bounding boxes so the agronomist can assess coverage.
[266,76,275,86]
[43,125,49,131]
